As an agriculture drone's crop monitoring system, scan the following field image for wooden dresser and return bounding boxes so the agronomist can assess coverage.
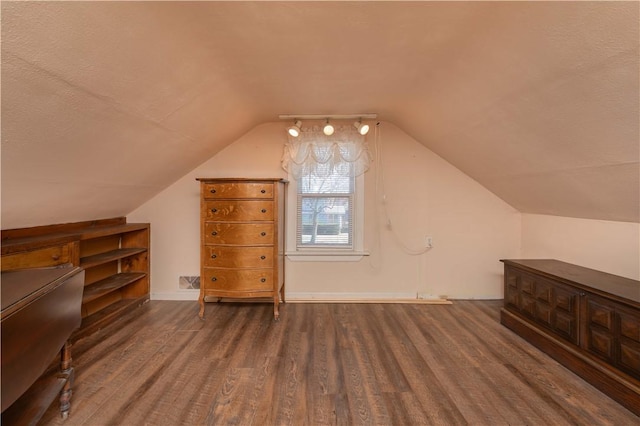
[197,178,287,320]
[500,259,640,416]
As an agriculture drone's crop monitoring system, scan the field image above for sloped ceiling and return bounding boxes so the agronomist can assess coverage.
[1,1,638,228]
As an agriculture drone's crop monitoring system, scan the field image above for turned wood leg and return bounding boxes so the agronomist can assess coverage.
[59,342,74,419]
[198,292,205,319]
[273,295,280,321]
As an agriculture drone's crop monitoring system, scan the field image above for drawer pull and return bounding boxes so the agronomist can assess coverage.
[260,278,266,283]
[261,189,266,193]
[260,255,266,260]
[210,189,216,194]
[211,208,218,213]
[211,231,218,236]
[211,254,217,259]
[211,277,217,282]
[51,254,60,261]
[260,232,267,236]
[261,209,267,213]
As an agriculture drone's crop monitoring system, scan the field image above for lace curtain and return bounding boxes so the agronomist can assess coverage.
[281,125,372,178]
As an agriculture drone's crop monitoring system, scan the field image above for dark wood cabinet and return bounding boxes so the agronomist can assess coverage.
[501,259,640,416]
[504,267,580,345]
[584,293,640,379]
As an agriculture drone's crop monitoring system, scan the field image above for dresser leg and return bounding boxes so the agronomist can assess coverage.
[59,342,73,418]
[198,292,205,319]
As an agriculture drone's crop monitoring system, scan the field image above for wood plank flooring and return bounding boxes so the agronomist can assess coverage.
[40,300,639,425]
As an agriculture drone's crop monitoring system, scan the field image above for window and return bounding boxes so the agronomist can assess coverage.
[287,171,365,260]
[297,173,354,249]
[282,124,370,261]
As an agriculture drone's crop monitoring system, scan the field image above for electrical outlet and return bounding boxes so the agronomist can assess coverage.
[425,236,433,248]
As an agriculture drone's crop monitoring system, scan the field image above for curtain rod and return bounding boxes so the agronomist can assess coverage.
[278,113,377,120]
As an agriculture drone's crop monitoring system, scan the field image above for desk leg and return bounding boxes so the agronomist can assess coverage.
[59,342,74,419]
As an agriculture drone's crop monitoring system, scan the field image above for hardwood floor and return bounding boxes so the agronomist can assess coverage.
[40,300,638,425]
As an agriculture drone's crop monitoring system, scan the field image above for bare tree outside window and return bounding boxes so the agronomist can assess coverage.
[297,172,354,248]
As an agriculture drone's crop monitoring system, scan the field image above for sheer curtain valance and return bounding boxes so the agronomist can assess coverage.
[281,125,372,179]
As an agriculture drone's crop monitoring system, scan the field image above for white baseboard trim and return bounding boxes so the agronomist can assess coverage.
[150,291,500,303]
[286,292,452,304]
[151,291,199,301]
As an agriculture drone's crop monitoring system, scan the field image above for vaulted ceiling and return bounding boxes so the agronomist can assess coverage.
[2,1,638,228]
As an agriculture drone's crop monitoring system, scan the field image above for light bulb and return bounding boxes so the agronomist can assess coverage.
[288,120,302,137]
[354,120,369,135]
[323,120,334,136]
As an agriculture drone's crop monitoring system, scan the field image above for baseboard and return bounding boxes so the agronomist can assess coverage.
[151,291,199,301]
[150,291,452,304]
[286,292,452,304]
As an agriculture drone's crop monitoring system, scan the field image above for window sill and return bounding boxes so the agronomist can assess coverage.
[286,251,369,262]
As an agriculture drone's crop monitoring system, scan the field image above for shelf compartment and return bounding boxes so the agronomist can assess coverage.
[78,223,150,240]
[1,371,71,425]
[73,297,148,342]
[80,248,147,269]
[82,272,146,304]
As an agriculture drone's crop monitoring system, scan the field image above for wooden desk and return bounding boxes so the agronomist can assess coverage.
[1,266,84,423]
[500,259,640,416]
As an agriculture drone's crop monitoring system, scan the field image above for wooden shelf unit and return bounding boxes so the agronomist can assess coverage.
[1,217,150,339]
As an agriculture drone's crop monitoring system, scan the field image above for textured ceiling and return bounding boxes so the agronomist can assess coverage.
[1,1,638,228]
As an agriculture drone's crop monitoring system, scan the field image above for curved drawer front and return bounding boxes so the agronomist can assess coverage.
[203,268,273,292]
[204,246,273,268]
[203,182,273,200]
[205,223,274,245]
[204,200,274,221]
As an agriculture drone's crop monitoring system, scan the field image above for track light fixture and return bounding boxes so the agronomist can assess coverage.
[354,119,370,135]
[323,119,335,136]
[279,114,377,137]
[288,120,302,137]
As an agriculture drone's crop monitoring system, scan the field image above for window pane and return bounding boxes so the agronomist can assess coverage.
[298,196,352,247]
[298,174,353,194]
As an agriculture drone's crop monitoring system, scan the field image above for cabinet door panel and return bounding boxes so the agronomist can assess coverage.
[588,300,614,331]
[521,294,536,317]
[204,201,274,221]
[535,280,552,302]
[205,223,274,245]
[203,182,273,199]
[536,303,552,326]
[588,328,615,361]
[619,340,640,377]
[505,285,519,309]
[204,246,273,268]
[521,276,535,295]
[554,312,577,343]
[619,310,640,343]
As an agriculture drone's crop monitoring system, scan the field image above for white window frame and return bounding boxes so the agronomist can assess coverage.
[286,172,367,262]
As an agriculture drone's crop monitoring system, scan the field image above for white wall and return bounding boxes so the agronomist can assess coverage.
[128,121,521,300]
[521,214,640,280]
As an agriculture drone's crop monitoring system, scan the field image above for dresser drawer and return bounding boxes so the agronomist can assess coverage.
[205,223,274,245]
[204,246,273,268]
[203,182,274,200]
[204,200,274,221]
[1,244,72,272]
[203,268,273,292]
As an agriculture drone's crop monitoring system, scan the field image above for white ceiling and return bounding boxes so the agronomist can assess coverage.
[1,1,638,228]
